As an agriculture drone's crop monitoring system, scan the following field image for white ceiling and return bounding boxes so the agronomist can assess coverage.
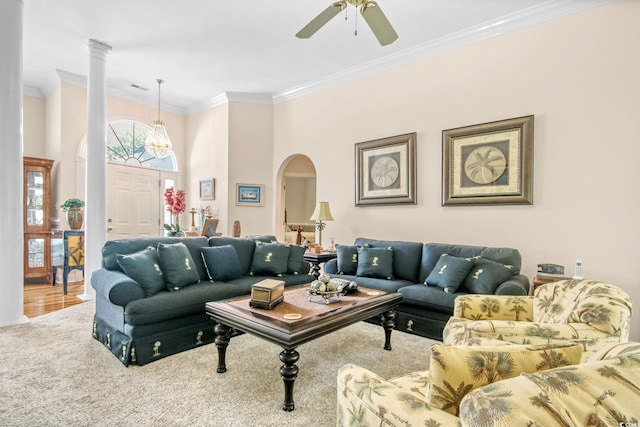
[22,0,611,115]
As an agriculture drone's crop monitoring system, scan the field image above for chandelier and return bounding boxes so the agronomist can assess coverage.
[145,79,173,158]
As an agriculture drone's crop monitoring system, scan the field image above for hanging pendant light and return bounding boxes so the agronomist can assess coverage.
[145,79,173,158]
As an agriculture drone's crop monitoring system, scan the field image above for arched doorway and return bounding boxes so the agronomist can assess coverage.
[275,155,317,243]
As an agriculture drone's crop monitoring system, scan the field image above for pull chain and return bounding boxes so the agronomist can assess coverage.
[354,5,358,36]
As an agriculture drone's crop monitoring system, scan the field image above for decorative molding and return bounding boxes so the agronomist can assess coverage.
[23,85,44,98]
[225,91,273,105]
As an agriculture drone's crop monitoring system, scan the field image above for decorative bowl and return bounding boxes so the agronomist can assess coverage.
[307,288,342,304]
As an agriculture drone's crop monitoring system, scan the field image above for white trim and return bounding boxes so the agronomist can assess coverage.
[0,316,29,327]
[23,85,44,98]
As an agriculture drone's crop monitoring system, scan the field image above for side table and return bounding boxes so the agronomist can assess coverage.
[303,252,337,280]
[531,275,571,295]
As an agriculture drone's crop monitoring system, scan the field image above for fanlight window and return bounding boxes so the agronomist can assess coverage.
[103,119,176,170]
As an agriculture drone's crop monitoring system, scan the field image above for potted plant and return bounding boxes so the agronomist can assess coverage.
[60,198,85,229]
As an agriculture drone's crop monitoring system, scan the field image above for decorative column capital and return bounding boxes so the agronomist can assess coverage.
[88,39,112,58]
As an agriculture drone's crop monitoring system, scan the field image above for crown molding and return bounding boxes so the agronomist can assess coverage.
[225,91,274,105]
[23,85,44,98]
[272,0,616,103]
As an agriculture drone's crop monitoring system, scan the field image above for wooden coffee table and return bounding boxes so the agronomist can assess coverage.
[205,285,402,411]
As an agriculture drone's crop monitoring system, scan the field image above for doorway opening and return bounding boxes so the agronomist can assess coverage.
[276,155,317,244]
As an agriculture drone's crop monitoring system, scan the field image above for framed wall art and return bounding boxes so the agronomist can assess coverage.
[235,184,264,206]
[442,115,534,206]
[355,132,417,206]
[199,178,215,200]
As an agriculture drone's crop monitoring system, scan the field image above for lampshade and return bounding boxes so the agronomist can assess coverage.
[310,201,334,221]
[144,79,173,159]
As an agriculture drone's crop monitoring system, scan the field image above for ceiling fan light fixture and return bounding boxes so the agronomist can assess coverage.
[145,79,173,159]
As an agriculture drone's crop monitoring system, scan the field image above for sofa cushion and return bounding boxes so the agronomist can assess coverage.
[460,257,515,294]
[249,241,289,277]
[157,242,201,291]
[208,236,257,275]
[425,254,474,293]
[428,342,583,416]
[398,284,460,313]
[286,244,306,275]
[200,245,243,282]
[356,247,394,280]
[116,246,165,297]
[336,245,359,275]
[419,243,521,284]
[354,238,423,282]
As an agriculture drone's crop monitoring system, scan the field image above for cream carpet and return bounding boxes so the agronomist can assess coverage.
[0,302,434,427]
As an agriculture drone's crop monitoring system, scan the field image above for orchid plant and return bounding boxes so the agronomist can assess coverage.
[163,187,186,235]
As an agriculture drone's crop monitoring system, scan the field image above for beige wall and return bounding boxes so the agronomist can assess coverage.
[273,1,640,340]
[23,95,46,158]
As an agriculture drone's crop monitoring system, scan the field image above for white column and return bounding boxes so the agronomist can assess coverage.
[79,39,112,301]
[0,0,26,326]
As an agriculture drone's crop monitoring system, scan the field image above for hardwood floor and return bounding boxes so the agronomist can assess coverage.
[23,280,86,318]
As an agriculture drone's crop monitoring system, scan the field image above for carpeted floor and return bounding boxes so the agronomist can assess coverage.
[0,302,434,427]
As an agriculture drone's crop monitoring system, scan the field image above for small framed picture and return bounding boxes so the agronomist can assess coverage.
[199,178,215,200]
[201,218,219,237]
[236,184,264,206]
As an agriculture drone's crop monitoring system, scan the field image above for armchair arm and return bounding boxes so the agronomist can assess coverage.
[337,364,461,427]
[91,268,145,308]
[452,294,534,321]
[495,273,529,295]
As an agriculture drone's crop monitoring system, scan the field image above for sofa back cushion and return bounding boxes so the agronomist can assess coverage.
[208,236,257,276]
[354,238,423,283]
[200,245,244,282]
[419,243,521,284]
[534,279,633,335]
[102,237,209,280]
[428,342,583,416]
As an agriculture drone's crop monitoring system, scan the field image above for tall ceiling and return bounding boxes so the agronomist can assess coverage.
[22,0,610,114]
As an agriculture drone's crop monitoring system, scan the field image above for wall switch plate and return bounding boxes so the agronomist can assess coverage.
[211,208,219,216]
[573,259,584,280]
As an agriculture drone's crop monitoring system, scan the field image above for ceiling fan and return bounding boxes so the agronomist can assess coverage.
[296,0,398,46]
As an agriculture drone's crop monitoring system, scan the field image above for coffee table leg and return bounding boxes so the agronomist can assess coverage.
[214,323,231,373]
[279,348,300,411]
[381,310,396,351]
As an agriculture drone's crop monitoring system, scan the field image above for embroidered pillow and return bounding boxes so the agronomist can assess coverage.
[249,241,290,277]
[336,245,359,275]
[425,254,474,293]
[460,257,514,294]
[356,247,394,280]
[116,246,165,297]
[157,242,200,291]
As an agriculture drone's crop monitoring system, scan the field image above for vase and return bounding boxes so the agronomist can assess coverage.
[66,208,84,230]
[233,220,241,237]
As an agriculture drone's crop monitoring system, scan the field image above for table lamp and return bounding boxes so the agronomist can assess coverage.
[309,201,334,250]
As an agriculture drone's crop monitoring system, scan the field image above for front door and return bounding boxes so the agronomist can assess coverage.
[106,164,161,239]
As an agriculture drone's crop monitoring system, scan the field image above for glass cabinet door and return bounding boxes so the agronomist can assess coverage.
[27,237,45,269]
[26,170,45,228]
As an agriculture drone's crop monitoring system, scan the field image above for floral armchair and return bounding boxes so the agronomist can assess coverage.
[443,279,633,362]
[337,342,640,427]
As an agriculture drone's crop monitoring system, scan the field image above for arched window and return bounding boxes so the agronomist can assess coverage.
[102,119,177,170]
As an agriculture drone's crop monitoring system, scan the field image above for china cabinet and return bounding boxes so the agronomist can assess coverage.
[23,157,54,283]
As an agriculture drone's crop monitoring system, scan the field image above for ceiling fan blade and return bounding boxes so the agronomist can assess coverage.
[361,1,398,46]
[296,1,347,39]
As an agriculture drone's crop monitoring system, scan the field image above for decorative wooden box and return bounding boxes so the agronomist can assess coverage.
[250,279,285,309]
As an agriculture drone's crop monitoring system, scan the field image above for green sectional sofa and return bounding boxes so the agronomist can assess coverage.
[91,235,312,366]
[324,237,529,340]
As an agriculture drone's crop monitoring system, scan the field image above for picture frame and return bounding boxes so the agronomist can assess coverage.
[236,184,264,206]
[199,178,215,200]
[355,132,417,206]
[201,218,219,237]
[442,115,534,206]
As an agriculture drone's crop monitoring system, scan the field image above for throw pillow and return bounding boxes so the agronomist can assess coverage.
[425,254,474,293]
[428,343,583,416]
[249,241,290,277]
[336,244,359,275]
[157,242,201,291]
[200,245,243,282]
[356,247,394,280]
[116,246,165,297]
[287,244,306,275]
[460,257,514,294]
